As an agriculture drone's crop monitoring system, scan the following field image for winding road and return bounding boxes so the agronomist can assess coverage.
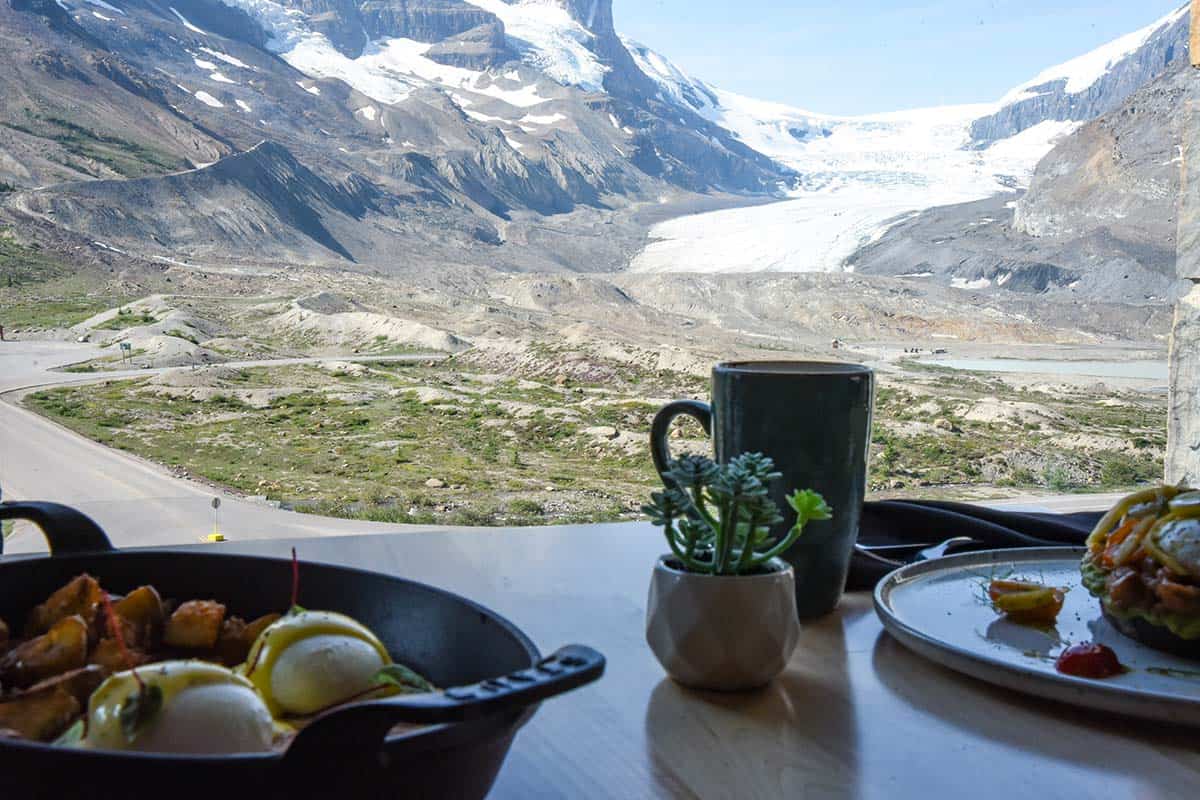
[0,340,457,554]
[1,340,1124,555]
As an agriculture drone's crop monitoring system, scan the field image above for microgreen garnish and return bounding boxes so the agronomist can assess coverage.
[374,663,435,694]
[968,566,1015,604]
[118,684,163,742]
[54,719,86,747]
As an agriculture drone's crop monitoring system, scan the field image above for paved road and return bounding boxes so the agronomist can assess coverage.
[0,340,1128,555]
[0,341,454,553]
[987,492,1129,514]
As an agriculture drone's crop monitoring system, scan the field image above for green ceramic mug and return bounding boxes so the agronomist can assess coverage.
[650,361,874,618]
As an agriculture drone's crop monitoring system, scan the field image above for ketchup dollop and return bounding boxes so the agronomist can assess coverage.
[1054,642,1124,679]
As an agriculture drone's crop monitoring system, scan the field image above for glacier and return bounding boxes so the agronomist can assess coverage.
[625,40,1081,274]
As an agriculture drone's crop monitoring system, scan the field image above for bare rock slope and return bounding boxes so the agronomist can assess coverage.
[849,61,1195,304]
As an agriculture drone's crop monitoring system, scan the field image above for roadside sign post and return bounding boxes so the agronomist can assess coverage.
[119,342,132,365]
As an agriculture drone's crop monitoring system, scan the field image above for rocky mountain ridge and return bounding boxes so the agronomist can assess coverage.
[8,141,402,263]
[0,0,1190,299]
[970,6,1189,146]
[848,59,1194,303]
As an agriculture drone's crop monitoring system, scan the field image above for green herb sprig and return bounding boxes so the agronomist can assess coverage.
[374,663,435,694]
[118,684,163,742]
[643,452,831,576]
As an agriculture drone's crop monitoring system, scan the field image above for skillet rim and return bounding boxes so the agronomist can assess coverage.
[0,547,542,764]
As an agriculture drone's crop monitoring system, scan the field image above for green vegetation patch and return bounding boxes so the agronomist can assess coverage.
[1,112,185,178]
[164,328,200,345]
[95,307,158,330]
[25,365,663,527]
[0,297,123,329]
[869,368,1165,498]
[0,232,135,329]
[0,232,70,287]
[21,355,1169,527]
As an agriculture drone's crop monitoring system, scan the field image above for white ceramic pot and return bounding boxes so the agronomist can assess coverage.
[645,555,801,691]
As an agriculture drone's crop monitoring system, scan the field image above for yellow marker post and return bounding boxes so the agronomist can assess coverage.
[205,497,226,543]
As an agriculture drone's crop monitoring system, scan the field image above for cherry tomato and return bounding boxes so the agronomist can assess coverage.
[1055,642,1124,679]
[988,579,1065,625]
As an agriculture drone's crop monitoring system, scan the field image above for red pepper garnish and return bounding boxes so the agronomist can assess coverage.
[101,591,144,690]
[1055,642,1124,679]
[291,546,300,610]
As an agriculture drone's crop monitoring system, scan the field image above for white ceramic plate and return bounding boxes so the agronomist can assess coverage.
[874,547,1200,726]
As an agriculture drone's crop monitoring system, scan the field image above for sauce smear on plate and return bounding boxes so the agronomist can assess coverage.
[1055,642,1124,679]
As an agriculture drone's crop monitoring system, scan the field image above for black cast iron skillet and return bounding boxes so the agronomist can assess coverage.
[0,502,605,800]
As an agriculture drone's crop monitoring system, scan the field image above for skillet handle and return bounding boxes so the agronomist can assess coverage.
[284,644,605,764]
[0,501,114,557]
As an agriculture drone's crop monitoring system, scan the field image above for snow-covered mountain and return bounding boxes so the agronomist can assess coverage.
[0,0,791,271]
[971,5,1189,145]
[212,0,609,102]
[186,0,789,195]
[0,0,1188,284]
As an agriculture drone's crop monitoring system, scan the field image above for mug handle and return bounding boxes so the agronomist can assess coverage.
[650,400,712,482]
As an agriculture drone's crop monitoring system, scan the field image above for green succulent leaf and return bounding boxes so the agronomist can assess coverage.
[664,454,720,488]
[649,452,832,575]
[729,452,782,484]
[787,489,833,525]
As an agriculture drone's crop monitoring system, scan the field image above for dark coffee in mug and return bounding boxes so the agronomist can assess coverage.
[651,361,874,618]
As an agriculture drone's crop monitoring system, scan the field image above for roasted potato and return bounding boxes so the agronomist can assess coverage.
[0,615,89,689]
[163,600,226,649]
[0,685,80,741]
[114,586,165,648]
[3,573,308,742]
[215,613,280,666]
[215,616,246,664]
[25,575,101,638]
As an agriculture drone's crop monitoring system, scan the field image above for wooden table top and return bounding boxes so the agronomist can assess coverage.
[17,522,1199,798]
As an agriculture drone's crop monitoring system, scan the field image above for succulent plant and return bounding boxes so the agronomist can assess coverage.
[643,452,832,576]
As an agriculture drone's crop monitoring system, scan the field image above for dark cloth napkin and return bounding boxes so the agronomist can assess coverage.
[846,499,1103,591]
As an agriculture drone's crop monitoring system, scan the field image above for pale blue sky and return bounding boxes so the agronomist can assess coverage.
[614,1,1184,115]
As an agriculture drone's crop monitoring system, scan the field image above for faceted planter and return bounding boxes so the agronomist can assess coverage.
[645,555,801,691]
